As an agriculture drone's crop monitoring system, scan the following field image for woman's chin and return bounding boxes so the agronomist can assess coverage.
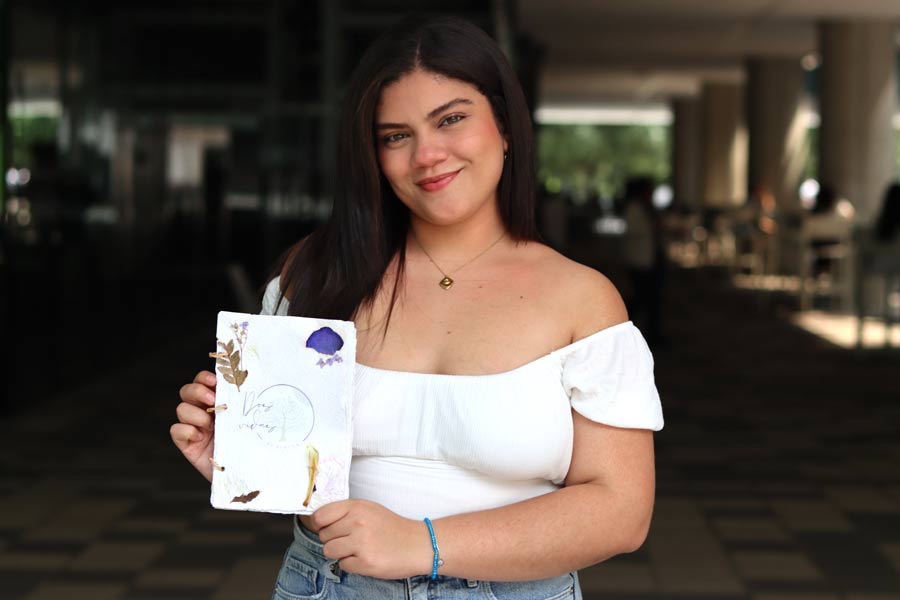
[416,211,479,228]
[410,198,497,228]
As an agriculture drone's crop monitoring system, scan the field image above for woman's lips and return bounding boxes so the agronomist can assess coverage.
[417,170,460,192]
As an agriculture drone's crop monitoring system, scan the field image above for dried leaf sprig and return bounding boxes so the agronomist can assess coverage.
[232,490,260,504]
[303,444,319,507]
[212,321,249,391]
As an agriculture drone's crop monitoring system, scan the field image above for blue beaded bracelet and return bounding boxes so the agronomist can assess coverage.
[423,517,444,580]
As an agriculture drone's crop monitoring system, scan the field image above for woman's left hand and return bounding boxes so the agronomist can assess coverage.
[313,499,434,579]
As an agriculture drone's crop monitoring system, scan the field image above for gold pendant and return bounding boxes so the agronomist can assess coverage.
[439,276,454,290]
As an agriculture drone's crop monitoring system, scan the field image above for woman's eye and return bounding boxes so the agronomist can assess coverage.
[439,114,465,127]
[382,132,407,145]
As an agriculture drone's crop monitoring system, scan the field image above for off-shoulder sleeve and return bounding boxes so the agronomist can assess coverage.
[260,276,289,316]
[561,321,664,431]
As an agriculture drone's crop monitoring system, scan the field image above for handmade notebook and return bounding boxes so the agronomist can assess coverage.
[209,312,356,514]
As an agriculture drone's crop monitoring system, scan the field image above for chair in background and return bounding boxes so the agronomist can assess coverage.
[797,210,855,311]
[854,229,900,348]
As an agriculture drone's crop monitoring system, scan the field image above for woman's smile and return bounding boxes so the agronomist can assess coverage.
[416,169,462,192]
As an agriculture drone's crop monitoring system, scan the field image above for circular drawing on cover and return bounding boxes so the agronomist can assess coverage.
[251,384,315,446]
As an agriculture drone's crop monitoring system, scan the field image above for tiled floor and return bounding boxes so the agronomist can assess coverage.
[1,264,899,599]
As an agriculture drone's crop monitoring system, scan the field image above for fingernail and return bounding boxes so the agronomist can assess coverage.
[207,392,216,404]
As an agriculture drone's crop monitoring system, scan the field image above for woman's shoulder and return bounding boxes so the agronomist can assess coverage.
[520,242,628,342]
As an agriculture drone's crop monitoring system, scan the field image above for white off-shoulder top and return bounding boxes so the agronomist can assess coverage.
[261,277,663,520]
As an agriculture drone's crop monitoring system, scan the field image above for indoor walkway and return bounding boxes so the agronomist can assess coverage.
[1,265,899,600]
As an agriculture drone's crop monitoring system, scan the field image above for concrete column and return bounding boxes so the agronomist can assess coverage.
[819,21,898,225]
[746,58,808,213]
[671,97,703,211]
[701,82,747,208]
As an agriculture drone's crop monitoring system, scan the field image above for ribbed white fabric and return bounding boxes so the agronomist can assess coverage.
[260,277,663,519]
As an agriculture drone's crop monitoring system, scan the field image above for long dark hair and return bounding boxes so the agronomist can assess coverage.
[269,14,539,322]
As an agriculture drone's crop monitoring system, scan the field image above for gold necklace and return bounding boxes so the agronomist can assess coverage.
[413,232,506,290]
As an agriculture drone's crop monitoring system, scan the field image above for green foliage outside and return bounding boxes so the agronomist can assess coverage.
[537,124,670,203]
[537,124,900,206]
[9,115,59,168]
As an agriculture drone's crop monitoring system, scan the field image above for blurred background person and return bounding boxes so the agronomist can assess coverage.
[622,175,665,346]
[875,181,900,243]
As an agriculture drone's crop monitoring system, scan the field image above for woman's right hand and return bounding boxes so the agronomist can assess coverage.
[171,370,217,482]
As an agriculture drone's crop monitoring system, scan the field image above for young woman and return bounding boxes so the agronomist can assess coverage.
[172,15,663,599]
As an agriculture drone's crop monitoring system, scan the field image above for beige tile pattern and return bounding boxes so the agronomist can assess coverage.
[712,517,792,543]
[0,499,56,530]
[266,516,296,534]
[70,541,166,572]
[197,507,267,524]
[153,488,210,502]
[135,567,225,588]
[114,517,190,535]
[752,595,838,600]
[0,551,72,570]
[825,486,900,513]
[879,543,900,573]
[577,562,656,592]
[886,486,900,505]
[0,477,82,529]
[770,500,853,532]
[23,499,135,544]
[700,498,768,511]
[755,481,818,494]
[733,551,825,582]
[178,531,258,546]
[650,498,708,530]
[647,525,745,594]
[91,477,161,493]
[21,582,127,600]
[212,556,283,600]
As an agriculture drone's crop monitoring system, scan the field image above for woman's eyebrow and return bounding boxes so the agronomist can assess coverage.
[426,97,473,120]
[375,97,474,130]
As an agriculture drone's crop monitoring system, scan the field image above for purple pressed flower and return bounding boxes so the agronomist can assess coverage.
[306,327,344,356]
[241,321,249,330]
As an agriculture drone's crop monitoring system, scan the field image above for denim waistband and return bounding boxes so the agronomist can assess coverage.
[292,515,329,554]
[283,514,582,599]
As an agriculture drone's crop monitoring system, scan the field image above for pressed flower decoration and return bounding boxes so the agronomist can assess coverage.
[306,327,345,367]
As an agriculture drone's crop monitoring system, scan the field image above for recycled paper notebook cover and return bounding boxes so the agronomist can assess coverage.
[209,312,356,514]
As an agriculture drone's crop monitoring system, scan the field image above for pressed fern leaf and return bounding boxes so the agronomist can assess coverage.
[215,340,247,391]
[217,366,236,384]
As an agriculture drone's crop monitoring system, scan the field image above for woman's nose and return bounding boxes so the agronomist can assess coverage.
[412,137,448,167]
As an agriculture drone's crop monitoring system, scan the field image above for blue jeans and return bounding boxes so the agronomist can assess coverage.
[273,516,582,600]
